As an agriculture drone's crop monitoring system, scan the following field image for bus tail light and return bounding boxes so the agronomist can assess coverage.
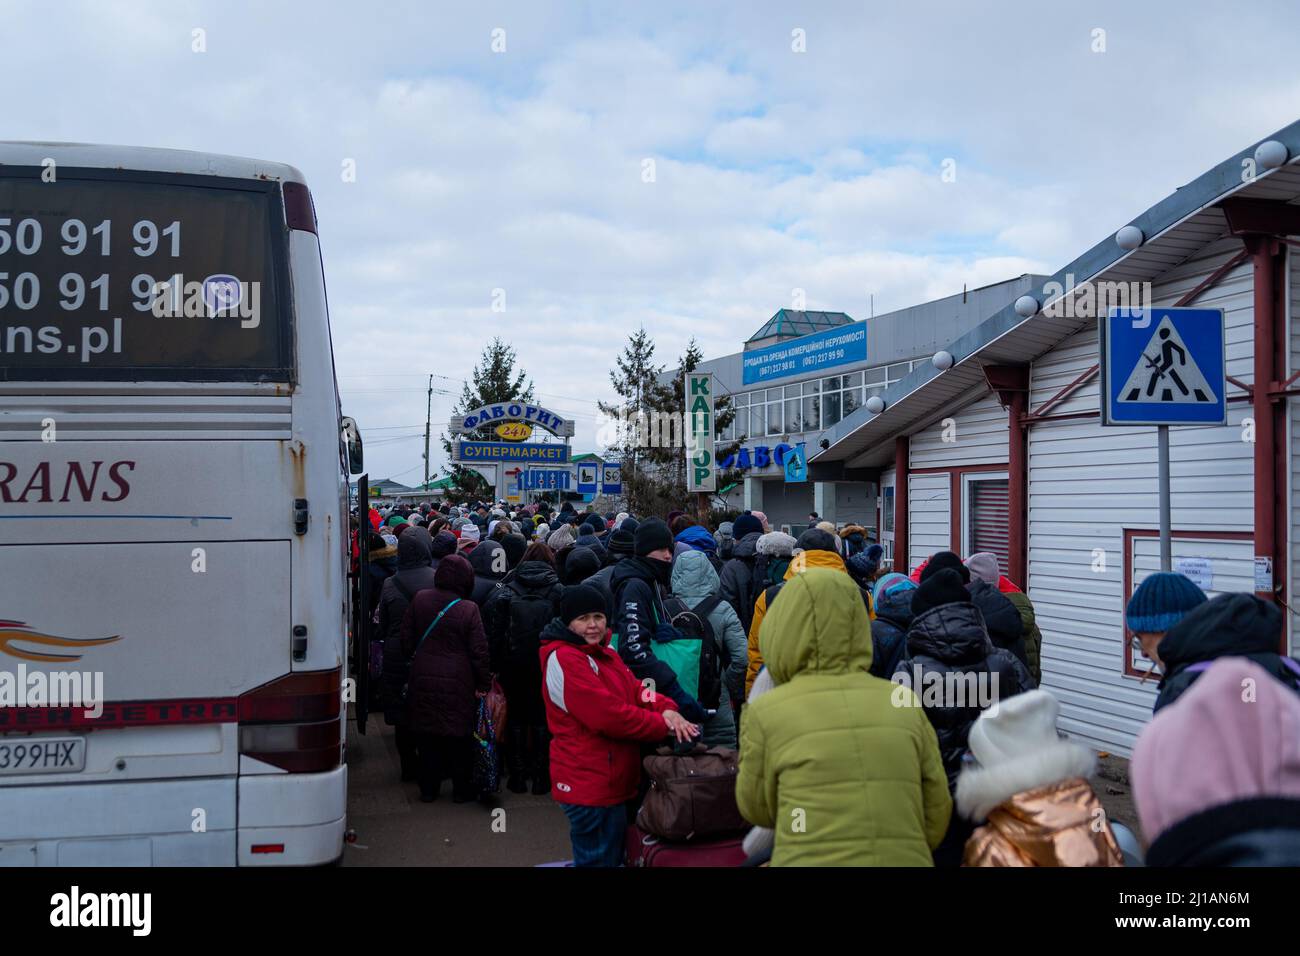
[283,181,317,234]
[238,668,341,773]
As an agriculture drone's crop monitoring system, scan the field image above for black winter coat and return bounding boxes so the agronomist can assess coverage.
[400,555,491,737]
[1147,797,1300,866]
[898,600,1031,790]
[468,539,507,607]
[718,531,762,633]
[585,562,618,619]
[870,586,914,680]
[482,560,564,675]
[610,556,704,721]
[1154,592,1300,712]
[966,579,1030,673]
[377,530,437,725]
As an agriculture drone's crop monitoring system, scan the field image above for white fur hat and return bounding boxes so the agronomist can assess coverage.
[968,689,1061,769]
[756,531,797,557]
[957,690,1096,822]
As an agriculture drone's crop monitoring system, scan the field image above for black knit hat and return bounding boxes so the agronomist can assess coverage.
[920,550,970,584]
[608,528,635,556]
[910,568,970,618]
[634,517,674,557]
[561,584,607,624]
[795,527,838,553]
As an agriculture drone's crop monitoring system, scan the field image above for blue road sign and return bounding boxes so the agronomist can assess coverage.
[520,467,572,491]
[600,462,622,495]
[783,443,808,483]
[576,461,599,494]
[1101,307,1226,426]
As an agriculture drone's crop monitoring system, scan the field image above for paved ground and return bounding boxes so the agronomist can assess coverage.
[342,709,1141,866]
[341,714,572,867]
[1092,752,1139,836]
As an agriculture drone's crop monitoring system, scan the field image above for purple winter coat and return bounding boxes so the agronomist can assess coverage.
[400,554,491,737]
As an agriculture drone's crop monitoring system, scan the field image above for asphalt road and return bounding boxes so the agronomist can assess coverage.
[342,713,573,867]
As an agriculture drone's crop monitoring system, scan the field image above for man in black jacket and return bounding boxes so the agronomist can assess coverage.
[1154,592,1300,712]
[610,517,709,723]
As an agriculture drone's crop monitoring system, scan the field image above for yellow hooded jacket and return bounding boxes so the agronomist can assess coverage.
[735,568,951,865]
[744,548,874,698]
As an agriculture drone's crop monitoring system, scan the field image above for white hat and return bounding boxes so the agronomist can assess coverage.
[957,690,1096,822]
[967,689,1061,769]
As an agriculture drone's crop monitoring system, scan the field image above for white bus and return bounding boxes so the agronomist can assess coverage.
[0,143,363,866]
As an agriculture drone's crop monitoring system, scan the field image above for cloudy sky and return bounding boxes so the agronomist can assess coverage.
[7,0,1300,483]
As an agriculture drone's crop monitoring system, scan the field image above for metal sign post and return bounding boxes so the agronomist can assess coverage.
[1157,426,1171,572]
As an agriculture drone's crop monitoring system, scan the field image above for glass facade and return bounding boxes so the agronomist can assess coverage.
[721,359,920,440]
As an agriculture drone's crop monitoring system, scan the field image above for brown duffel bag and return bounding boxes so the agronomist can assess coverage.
[637,744,748,842]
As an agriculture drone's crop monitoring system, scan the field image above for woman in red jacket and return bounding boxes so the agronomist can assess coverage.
[539,584,700,866]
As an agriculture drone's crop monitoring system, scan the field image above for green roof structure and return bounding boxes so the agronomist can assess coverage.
[746,309,854,345]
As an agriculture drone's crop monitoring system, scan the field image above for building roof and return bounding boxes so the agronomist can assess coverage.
[746,310,854,344]
[813,119,1300,470]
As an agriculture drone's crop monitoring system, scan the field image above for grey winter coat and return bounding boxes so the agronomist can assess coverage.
[670,551,746,748]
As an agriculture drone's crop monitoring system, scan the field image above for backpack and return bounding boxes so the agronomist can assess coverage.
[662,593,725,710]
[506,581,558,659]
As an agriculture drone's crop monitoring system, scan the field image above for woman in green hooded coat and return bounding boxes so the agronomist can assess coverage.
[736,567,951,866]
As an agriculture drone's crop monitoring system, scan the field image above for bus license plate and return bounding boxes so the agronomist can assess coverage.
[0,738,85,775]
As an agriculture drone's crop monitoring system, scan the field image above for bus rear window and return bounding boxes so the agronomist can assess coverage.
[0,171,292,381]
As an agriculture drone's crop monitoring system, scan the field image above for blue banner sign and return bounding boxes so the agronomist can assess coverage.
[742,321,868,385]
[456,442,570,463]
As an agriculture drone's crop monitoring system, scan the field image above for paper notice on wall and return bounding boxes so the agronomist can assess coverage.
[1255,556,1273,592]
[1175,557,1213,591]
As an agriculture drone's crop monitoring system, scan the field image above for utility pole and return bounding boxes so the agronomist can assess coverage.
[423,373,433,488]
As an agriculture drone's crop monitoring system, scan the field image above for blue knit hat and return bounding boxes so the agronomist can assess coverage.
[732,513,763,540]
[1125,572,1207,633]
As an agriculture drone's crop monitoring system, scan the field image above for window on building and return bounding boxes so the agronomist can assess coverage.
[883,485,894,533]
[750,404,765,438]
[964,474,1011,575]
[823,390,842,427]
[844,371,864,387]
[887,362,911,382]
[823,375,843,392]
[767,402,782,436]
[802,395,819,432]
[783,398,799,433]
[803,378,820,394]
[865,367,886,385]
[842,387,862,416]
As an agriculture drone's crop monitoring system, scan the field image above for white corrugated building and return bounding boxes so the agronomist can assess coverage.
[811,122,1300,755]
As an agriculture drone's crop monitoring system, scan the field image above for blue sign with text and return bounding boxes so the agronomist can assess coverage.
[742,321,868,385]
[1101,307,1226,426]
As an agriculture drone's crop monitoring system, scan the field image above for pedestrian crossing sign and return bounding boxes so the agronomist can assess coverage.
[1101,306,1226,426]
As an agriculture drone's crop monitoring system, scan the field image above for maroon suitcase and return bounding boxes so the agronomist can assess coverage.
[625,823,748,867]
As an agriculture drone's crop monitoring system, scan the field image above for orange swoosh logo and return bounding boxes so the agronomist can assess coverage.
[0,621,121,663]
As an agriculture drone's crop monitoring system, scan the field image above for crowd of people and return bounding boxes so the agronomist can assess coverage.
[352,496,1300,868]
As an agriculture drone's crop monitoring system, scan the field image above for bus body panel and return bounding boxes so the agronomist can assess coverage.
[0,145,351,865]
